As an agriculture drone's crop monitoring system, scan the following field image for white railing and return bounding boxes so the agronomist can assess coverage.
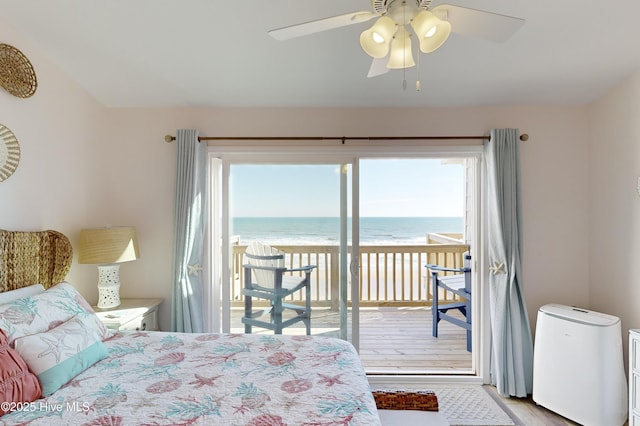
[231,234,469,308]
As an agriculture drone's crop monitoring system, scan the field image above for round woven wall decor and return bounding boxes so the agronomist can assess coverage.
[0,44,37,98]
[0,123,20,182]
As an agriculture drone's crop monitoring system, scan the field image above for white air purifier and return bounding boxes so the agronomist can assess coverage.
[533,304,628,426]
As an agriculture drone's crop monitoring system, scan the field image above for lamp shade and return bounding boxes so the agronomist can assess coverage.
[386,28,415,69]
[360,16,397,58]
[411,10,451,53]
[78,227,139,264]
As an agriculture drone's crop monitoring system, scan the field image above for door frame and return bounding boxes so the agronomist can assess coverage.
[205,141,487,383]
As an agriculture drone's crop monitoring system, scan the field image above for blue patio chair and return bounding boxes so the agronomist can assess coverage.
[425,252,472,352]
[242,242,316,335]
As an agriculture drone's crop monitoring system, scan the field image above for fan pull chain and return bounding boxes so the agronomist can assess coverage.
[402,48,408,90]
[403,3,408,91]
[416,49,421,91]
[402,50,409,90]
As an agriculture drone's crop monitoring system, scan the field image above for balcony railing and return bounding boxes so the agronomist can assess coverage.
[231,234,469,308]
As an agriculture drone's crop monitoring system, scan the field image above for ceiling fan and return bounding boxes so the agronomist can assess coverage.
[268,0,525,78]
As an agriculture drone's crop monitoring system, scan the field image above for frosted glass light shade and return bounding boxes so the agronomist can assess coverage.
[411,10,451,53]
[79,226,139,264]
[360,16,397,58]
[386,28,415,69]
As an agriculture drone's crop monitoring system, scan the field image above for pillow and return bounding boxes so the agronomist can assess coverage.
[0,284,45,305]
[0,282,111,345]
[13,315,108,396]
[0,329,42,416]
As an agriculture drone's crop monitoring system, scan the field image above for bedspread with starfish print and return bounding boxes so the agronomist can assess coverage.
[1,331,380,425]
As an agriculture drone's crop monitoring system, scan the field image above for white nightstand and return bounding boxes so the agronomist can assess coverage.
[93,298,163,331]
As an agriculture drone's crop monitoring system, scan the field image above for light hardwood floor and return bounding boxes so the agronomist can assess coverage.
[484,386,580,426]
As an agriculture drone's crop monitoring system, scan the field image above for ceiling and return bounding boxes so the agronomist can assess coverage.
[2,0,640,108]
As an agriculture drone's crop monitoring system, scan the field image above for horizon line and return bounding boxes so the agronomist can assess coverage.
[233,216,464,219]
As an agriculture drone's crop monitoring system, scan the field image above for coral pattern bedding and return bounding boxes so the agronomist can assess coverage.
[2,329,379,425]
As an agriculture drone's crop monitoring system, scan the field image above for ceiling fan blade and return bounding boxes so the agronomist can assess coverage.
[367,57,389,78]
[269,11,377,40]
[432,4,525,42]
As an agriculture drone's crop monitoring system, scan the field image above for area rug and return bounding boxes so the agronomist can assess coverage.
[371,384,517,426]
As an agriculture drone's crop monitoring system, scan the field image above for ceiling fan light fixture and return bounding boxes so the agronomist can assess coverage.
[386,27,415,69]
[411,10,451,53]
[360,16,397,58]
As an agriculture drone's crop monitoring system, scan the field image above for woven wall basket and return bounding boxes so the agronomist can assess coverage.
[0,123,20,182]
[0,43,37,98]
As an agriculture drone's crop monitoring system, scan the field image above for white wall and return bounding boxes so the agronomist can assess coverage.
[588,70,640,364]
[0,22,109,301]
[1,22,593,335]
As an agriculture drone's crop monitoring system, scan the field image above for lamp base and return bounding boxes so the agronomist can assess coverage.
[96,264,121,308]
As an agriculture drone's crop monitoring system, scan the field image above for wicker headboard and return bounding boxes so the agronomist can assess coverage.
[0,230,73,292]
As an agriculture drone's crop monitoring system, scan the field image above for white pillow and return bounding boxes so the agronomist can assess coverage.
[0,282,111,345]
[0,284,45,304]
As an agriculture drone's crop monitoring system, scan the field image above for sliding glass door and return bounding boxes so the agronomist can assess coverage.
[208,145,481,375]
[210,157,358,348]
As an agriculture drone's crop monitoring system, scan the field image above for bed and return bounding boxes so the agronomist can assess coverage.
[0,230,381,425]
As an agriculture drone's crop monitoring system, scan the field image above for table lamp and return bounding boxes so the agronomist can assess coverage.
[78,226,139,308]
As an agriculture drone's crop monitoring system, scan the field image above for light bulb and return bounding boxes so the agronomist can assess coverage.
[372,32,385,44]
[425,27,437,38]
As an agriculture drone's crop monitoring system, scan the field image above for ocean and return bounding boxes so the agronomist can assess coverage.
[232,217,463,245]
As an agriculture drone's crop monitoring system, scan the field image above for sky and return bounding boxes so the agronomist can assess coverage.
[230,158,465,217]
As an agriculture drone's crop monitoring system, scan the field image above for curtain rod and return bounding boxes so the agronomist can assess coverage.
[164,134,529,143]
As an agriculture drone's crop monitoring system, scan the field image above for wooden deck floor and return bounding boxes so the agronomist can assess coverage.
[231,306,472,374]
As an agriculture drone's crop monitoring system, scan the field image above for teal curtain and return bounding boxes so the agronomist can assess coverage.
[485,128,534,397]
[171,129,207,332]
